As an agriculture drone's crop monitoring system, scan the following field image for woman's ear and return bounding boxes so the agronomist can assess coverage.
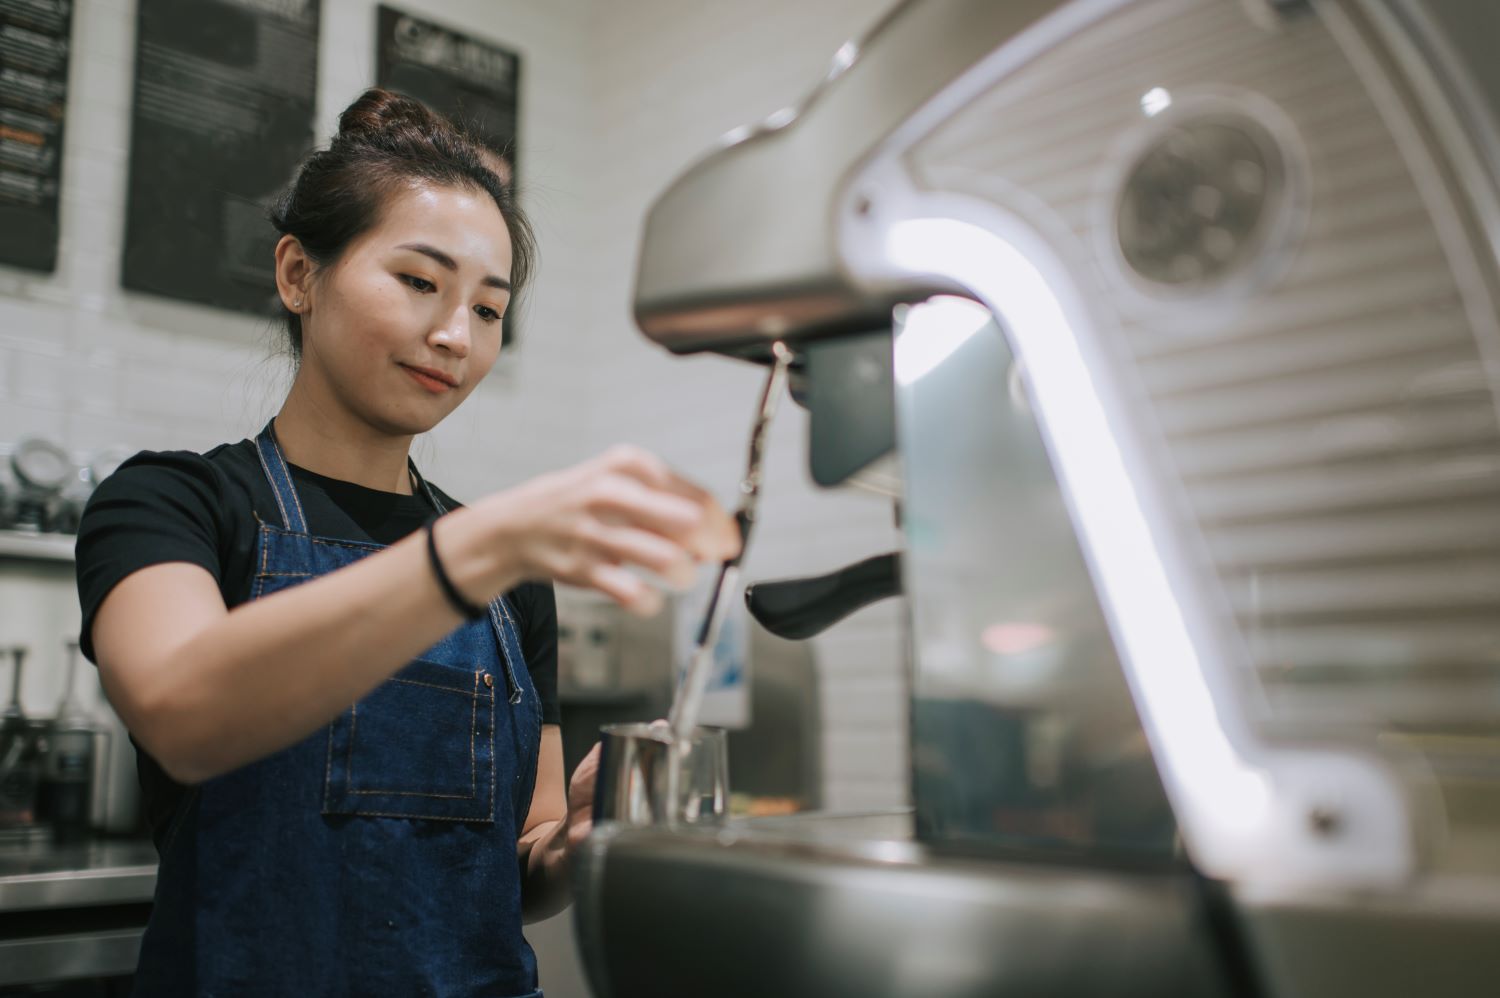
[274,234,313,313]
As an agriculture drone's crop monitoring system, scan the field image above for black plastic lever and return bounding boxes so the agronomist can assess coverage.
[744,552,902,641]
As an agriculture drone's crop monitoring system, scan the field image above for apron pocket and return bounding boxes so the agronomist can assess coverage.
[322,659,496,823]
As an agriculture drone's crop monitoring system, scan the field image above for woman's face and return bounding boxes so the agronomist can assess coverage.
[297,182,515,436]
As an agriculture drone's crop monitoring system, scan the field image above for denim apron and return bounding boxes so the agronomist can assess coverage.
[133,423,544,997]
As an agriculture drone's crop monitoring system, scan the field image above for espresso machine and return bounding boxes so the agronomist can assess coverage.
[574,0,1500,994]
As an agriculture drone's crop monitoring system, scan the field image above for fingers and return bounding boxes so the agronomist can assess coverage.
[566,743,601,851]
[568,742,601,798]
[582,521,697,590]
[585,475,709,547]
[524,446,743,613]
[684,492,742,564]
[566,815,594,850]
[593,446,742,563]
[585,562,664,617]
[596,444,691,495]
[576,741,601,776]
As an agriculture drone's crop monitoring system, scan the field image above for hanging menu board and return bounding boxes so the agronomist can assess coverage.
[376,7,520,177]
[377,6,521,344]
[0,0,71,273]
[121,0,319,315]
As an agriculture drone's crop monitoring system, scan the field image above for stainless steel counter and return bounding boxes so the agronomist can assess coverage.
[0,839,156,985]
[0,839,157,912]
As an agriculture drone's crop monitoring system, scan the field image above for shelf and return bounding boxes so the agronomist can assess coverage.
[0,531,75,565]
[0,838,158,911]
[0,838,157,985]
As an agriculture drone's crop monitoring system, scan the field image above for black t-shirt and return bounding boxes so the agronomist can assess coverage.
[75,438,558,844]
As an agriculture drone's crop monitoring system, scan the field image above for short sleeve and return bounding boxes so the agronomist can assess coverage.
[515,582,560,725]
[75,451,229,664]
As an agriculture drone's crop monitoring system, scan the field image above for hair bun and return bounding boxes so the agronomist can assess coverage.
[336,88,443,144]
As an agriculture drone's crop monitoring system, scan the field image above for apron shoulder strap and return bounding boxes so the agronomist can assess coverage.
[254,420,309,533]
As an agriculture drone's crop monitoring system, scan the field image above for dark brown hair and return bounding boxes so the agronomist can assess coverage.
[268,88,536,358]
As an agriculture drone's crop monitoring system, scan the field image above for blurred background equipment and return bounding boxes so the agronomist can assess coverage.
[0,646,41,835]
[0,441,128,537]
[0,473,149,992]
[555,589,821,816]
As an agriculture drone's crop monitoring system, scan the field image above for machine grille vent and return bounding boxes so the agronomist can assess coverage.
[912,0,1500,747]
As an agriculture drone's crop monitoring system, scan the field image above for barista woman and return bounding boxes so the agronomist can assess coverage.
[75,89,738,997]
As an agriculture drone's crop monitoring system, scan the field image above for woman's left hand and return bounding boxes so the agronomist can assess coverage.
[565,742,601,853]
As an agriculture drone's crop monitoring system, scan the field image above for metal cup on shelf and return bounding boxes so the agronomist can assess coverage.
[0,452,19,533]
[42,467,91,535]
[8,438,72,534]
[0,439,134,536]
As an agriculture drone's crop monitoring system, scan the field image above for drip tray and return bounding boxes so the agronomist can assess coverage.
[573,810,1236,998]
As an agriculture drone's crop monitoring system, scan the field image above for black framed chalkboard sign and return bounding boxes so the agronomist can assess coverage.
[121,0,320,316]
[0,0,73,273]
[376,6,522,346]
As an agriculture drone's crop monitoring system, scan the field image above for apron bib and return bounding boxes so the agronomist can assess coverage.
[134,423,544,998]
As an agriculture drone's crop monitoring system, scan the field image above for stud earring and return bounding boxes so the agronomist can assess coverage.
[293,298,303,309]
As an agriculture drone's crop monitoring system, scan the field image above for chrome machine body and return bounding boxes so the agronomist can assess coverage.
[576,1,1500,995]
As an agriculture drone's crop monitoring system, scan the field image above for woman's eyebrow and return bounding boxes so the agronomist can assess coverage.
[396,242,512,291]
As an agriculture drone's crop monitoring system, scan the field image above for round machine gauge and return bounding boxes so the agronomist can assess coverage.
[1107,94,1305,302]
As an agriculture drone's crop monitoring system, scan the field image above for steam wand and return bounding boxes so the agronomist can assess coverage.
[667,341,794,744]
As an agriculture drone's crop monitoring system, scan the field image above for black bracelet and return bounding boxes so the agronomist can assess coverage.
[425,518,487,620]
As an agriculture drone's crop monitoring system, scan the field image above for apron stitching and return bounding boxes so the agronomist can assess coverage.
[347,790,478,800]
[346,704,357,788]
[310,804,498,822]
[471,670,479,798]
[315,809,497,823]
[495,597,527,704]
[265,425,309,532]
[491,678,498,808]
[487,600,523,702]
[302,535,385,553]
[323,725,336,811]
[255,437,294,531]
[381,675,478,696]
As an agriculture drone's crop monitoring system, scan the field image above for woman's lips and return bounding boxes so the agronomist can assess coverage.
[401,364,456,393]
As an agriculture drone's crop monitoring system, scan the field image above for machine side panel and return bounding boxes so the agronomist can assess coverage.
[902,0,1500,876]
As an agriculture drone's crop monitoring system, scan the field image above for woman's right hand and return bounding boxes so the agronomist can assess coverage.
[473,445,742,614]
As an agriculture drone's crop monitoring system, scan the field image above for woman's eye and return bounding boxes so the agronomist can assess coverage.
[401,274,436,293]
[475,305,502,323]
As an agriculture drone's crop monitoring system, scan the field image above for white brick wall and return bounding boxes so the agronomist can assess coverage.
[1,0,906,811]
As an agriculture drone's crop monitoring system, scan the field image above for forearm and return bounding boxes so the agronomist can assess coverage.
[132,503,521,782]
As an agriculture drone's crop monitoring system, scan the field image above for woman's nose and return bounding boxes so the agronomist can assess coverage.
[429,306,471,357]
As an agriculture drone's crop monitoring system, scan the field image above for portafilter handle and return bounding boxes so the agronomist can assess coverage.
[744,552,901,641]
